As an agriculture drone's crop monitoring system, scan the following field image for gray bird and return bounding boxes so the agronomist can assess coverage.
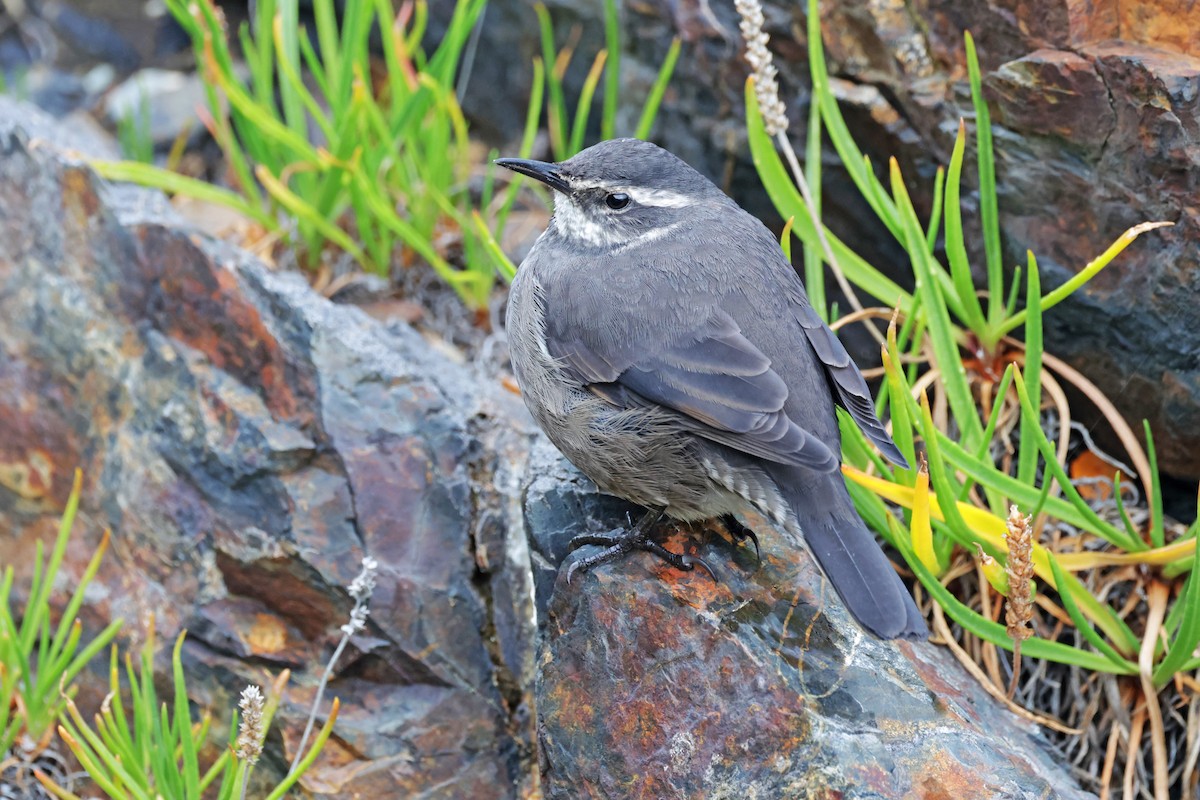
[497,138,927,640]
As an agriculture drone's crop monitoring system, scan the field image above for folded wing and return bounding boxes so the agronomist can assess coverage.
[546,309,838,472]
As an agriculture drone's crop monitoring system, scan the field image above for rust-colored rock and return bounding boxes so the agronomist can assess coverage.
[0,94,1100,798]
[0,102,539,797]
[538,519,1092,799]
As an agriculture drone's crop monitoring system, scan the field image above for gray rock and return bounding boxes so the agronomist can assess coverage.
[532,476,1096,799]
[0,108,538,797]
[104,67,210,146]
[0,96,1094,798]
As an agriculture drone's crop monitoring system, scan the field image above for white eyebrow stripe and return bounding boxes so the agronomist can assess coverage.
[627,187,692,208]
[566,178,693,209]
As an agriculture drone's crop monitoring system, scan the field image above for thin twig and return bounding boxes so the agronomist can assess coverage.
[289,556,378,775]
[775,132,885,346]
[1138,581,1171,800]
[932,602,1080,734]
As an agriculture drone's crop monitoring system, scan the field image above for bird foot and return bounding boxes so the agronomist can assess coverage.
[565,511,718,584]
[718,514,761,561]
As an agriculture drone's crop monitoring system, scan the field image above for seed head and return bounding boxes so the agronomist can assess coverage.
[735,0,789,135]
[1004,505,1034,643]
[348,555,378,601]
[236,684,265,764]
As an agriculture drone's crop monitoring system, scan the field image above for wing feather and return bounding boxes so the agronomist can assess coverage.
[546,310,838,472]
[793,300,909,469]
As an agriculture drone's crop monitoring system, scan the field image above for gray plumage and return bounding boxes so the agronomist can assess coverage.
[499,138,927,640]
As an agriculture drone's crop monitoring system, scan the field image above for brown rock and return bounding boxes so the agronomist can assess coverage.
[0,103,539,797]
[0,94,1107,799]
[538,521,1093,799]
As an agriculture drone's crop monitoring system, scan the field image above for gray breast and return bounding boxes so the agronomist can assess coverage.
[507,264,784,523]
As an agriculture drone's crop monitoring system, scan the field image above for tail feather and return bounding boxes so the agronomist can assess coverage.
[784,475,927,640]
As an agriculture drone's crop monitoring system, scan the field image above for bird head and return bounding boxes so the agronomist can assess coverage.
[496,138,725,249]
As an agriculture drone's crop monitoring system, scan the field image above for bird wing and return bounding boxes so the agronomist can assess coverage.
[790,296,910,469]
[546,308,839,472]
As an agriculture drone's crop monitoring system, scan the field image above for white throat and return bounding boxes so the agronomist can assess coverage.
[550,195,625,247]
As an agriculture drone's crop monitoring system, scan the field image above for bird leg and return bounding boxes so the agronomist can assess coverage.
[719,514,760,561]
[566,509,718,584]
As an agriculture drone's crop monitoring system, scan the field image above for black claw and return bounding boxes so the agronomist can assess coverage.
[678,554,720,583]
[720,514,761,562]
[563,509,714,583]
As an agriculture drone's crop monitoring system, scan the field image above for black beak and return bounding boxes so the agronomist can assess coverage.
[495,157,571,193]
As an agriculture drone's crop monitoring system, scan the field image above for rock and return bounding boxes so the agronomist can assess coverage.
[0,101,539,797]
[0,96,119,159]
[104,68,212,147]
[0,96,1095,798]
[982,40,1200,480]
[536,508,1095,799]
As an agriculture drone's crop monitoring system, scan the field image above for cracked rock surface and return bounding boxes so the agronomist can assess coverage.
[0,99,1093,797]
[0,101,538,798]
[534,485,1094,799]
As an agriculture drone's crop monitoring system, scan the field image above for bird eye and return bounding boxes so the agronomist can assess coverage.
[605,192,631,210]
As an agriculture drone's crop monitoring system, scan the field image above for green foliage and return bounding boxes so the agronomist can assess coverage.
[92,0,680,308]
[44,630,336,800]
[0,470,122,754]
[0,472,336,798]
[533,0,680,163]
[116,97,155,165]
[746,0,1187,683]
[481,0,680,282]
[92,0,501,309]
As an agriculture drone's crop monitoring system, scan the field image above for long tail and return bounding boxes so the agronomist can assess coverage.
[780,472,927,640]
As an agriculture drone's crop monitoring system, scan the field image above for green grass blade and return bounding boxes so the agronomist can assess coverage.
[922,403,1132,548]
[806,0,902,240]
[171,635,200,799]
[890,158,983,449]
[264,700,340,800]
[746,82,912,312]
[602,0,619,140]
[474,211,518,282]
[803,89,826,318]
[1144,421,1165,549]
[925,165,944,251]
[1002,222,1171,339]
[1011,369,1145,552]
[569,51,608,156]
[1154,532,1200,685]
[535,3,569,159]
[1047,558,1139,672]
[256,165,367,267]
[943,119,988,333]
[881,327,917,483]
[633,37,681,140]
[275,0,306,136]
[20,470,80,654]
[963,32,1004,330]
[895,520,1136,673]
[494,57,545,238]
[312,0,342,99]
[1016,252,1043,486]
[273,22,336,144]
